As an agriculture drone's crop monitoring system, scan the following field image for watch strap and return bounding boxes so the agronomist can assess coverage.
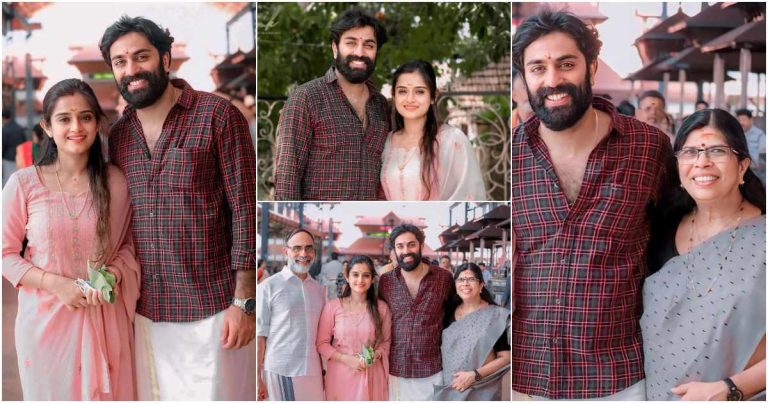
[723,378,743,401]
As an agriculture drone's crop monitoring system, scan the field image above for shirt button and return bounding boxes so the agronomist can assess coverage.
[560,258,566,264]
[555,298,561,305]
[149,211,155,218]
[553,182,559,190]
[552,337,559,345]
[150,243,155,249]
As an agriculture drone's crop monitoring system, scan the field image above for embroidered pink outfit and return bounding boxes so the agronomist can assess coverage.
[2,165,140,400]
[381,124,487,200]
[316,298,391,400]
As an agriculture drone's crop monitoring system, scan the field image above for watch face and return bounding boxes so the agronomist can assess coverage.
[245,299,256,313]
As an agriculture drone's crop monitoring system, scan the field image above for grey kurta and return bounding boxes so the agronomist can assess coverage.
[641,215,766,400]
[431,305,510,401]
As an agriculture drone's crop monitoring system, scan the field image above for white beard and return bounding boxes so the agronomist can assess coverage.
[288,259,311,274]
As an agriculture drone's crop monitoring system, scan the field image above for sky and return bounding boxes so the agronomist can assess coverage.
[3,2,254,96]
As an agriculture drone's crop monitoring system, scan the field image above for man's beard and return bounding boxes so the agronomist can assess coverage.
[334,52,375,84]
[526,71,593,131]
[288,258,311,274]
[397,251,422,272]
[117,62,170,109]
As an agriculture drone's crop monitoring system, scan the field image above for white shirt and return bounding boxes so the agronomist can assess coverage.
[257,266,326,377]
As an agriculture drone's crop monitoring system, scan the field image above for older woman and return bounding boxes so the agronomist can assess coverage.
[642,109,766,400]
[431,263,510,400]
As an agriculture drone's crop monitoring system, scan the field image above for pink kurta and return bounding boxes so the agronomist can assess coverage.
[2,165,140,400]
[316,298,391,401]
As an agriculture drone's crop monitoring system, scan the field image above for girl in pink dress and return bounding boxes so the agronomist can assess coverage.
[317,255,391,400]
[2,79,140,400]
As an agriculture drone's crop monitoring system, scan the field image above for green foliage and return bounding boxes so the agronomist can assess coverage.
[257,2,511,97]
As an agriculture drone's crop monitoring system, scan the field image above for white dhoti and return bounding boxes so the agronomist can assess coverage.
[134,311,255,401]
[262,370,324,401]
[388,371,442,401]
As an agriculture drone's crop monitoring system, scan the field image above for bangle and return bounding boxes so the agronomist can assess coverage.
[474,369,482,381]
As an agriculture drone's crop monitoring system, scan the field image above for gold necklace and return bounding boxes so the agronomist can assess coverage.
[686,201,744,297]
[54,165,87,220]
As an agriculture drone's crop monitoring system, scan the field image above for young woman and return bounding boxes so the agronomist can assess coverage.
[316,255,391,400]
[2,79,140,400]
[432,263,510,400]
[381,59,486,201]
[643,109,765,400]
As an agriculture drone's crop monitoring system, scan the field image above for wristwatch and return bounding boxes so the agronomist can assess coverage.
[233,297,256,315]
[723,378,743,401]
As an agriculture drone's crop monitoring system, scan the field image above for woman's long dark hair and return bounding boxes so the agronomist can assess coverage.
[391,60,440,200]
[342,255,384,348]
[37,78,111,267]
[664,108,766,218]
[446,263,496,325]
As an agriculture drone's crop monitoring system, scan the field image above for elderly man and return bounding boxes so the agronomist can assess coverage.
[257,229,326,401]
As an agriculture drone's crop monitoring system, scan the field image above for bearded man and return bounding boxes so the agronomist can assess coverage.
[274,8,390,200]
[378,224,454,400]
[100,15,256,401]
[257,229,326,401]
[510,9,672,400]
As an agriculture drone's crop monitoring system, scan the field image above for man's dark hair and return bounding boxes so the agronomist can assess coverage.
[478,262,486,267]
[2,107,10,119]
[440,255,450,261]
[331,252,339,260]
[638,90,666,109]
[330,8,387,49]
[695,99,709,108]
[735,108,753,119]
[616,100,635,116]
[512,9,602,76]
[284,228,315,244]
[99,16,175,67]
[388,224,425,249]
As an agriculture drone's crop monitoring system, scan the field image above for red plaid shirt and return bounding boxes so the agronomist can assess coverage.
[378,264,454,378]
[511,97,671,399]
[109,79,257,322]
[274,67,389,200]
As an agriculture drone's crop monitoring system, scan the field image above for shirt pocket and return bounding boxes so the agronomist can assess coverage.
[161,147,217,190]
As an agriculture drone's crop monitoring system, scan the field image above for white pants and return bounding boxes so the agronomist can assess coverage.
[512,379,646,401]
[388,371,442,401]
[134,311,255,401]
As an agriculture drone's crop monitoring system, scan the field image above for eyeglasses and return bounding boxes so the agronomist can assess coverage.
[455,277,481,285]
[674,146,739,164]
[288,245,315,254]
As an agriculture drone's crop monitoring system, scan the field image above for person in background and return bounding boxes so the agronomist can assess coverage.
[736,108,766,184]
[439,255,453,273]
[3,107,26,186]
[257,258,269,284]
[636,90,674,143]
[15,123,44,169]
[321,252,344,299]
[616,100,635,117]
[695,99,709,111]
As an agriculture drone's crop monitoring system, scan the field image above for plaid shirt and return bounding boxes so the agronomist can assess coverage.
[511,97,671,399]
[109,79,257,323]
[378,264,454,378]
[274,67,389,200]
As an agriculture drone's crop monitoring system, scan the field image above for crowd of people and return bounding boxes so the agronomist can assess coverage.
[511,9,765,401]
[257,224,511,401]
